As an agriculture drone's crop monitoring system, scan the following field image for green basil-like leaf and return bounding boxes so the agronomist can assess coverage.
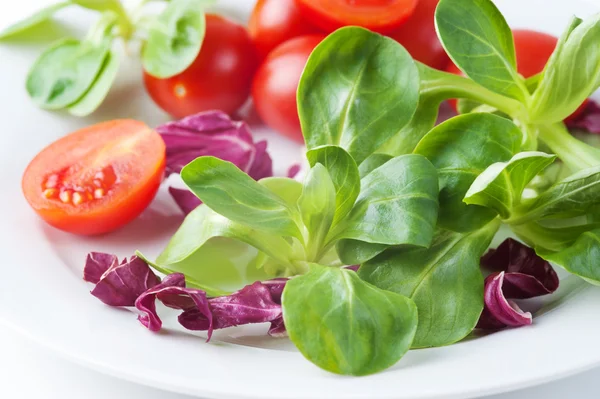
[358,153,393,178]
[298,164,336,256]
[71,0,126,13]
[335,239,388,265]
[529,16,600,123]
[0,2,69,40]
[414,113,522,232]
[538,229,600,285]
[339,154,439,246]
[181,157,302,239]
[298,26,419,164]
[306,145,360,226]
[464,151,556,219]
[67,49,119,116]
[512,165,600,223]
[142,0,206,78]
[511,221,600,253]
[259,177,303,208]
[360,219,500,348]
[26,38,109,109]
[435,0,528,102]
[282,264,418,376]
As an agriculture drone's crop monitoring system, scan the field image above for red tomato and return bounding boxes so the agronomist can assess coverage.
[446,29,588,120]
[249,0,322,60]
[296,0,418,34]
[22,120,166,235]
[387,0,449,70]
[252,35,325,142]
[144,15,258,119]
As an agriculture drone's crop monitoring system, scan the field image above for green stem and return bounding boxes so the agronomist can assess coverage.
[85,12,119,46]
[538,123,600,172]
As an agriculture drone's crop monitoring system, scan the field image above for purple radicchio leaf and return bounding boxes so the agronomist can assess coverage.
[157,110,273,178]
[566,99,600,134]
[135,273,213,337]
[178,281,283,335]
[287,163,301,178]
[481,238,559,299]
[478,272,533,329]
[84,253,161,307]
[168,187,201,215]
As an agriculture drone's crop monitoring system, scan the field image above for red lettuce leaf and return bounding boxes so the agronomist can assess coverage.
[168,187,201,215]
[85,254,161,307]
[157,110,273,178]
[477,272,532,329]
[481,238,559,299]
[567,99,600,134]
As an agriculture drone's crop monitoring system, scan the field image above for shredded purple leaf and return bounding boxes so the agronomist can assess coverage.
[168,187,201,215]
[481,238,559,299]
[477,239,559,330]
[287,163,301,178]
[157,110,273,178]
[478,272,533,329]
[85,253,161,307]
[566,99,600,134]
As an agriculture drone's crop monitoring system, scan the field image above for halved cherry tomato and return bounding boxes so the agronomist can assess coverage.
[446,29,588,120]
[387,0,449,70]
[252,35,325,142]
[22,120,166,235]
[296,0,418,34]
[144,14,257,119]
[249,0,322,60]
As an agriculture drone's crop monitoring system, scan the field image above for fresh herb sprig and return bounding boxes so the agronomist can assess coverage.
[0,0,213,116]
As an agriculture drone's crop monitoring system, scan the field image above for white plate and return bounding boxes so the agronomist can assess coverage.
[0,1,599,398]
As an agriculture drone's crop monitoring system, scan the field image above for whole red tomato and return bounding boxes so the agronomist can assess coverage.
[387,0,449,70]
[446,29,587,121]
[144,14,258,119]
[249,0,321,60]
[252,35,325,142]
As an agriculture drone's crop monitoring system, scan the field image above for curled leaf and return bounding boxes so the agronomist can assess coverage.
[567,99,600,134]
[481,238,559,298]
[478,272,532,329]
[84,253,161,307]
[158,111,273,178]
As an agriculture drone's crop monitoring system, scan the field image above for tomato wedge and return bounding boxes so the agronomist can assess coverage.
[296,0,418,33]
[23,120,166,235]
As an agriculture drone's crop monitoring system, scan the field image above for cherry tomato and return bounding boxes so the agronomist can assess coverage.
[446,29,588,120]
[296,0,418,34]
[249,0,322,60]
[22,120,166,235]
[387,0,449,70]
[252,35,325,142]
[144,15,258,119]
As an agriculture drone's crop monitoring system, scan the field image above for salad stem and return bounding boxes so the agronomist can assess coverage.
[538,123,600,172]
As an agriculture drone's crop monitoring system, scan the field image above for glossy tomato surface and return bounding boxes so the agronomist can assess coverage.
[249,0,321,60]
[387,0,449,70]
[296,0,418,33]
[144,15,257,119]
[446,29,588,120]
[22,120,166,235]
[252,35,325,142]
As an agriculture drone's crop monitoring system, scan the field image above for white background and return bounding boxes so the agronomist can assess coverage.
[1,0,600,398]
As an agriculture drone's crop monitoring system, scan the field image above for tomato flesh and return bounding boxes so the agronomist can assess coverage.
[23,120,166,235]
[446,29,589,120]
[252,35,325,142]
[249,0,322,60]
[144,15,257,118]
[296,0,418,33]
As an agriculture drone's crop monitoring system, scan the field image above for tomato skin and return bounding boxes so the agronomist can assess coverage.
[144,15,258,119]
[249,0,322,61]
[296,0,418,34]
[252,35,325,143]
[445,29,589,120]
[22,120,166,236]
[387,0,448,70]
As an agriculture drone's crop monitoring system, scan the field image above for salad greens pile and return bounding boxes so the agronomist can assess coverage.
[0,0,213,115]
[88,0,600,376]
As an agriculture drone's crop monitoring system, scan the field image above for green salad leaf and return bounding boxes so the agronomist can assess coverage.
[360,219,500,348]
[142,0,206,78]
[0,2,70,40]
[282,264,418,376]
[298,26,419,164]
